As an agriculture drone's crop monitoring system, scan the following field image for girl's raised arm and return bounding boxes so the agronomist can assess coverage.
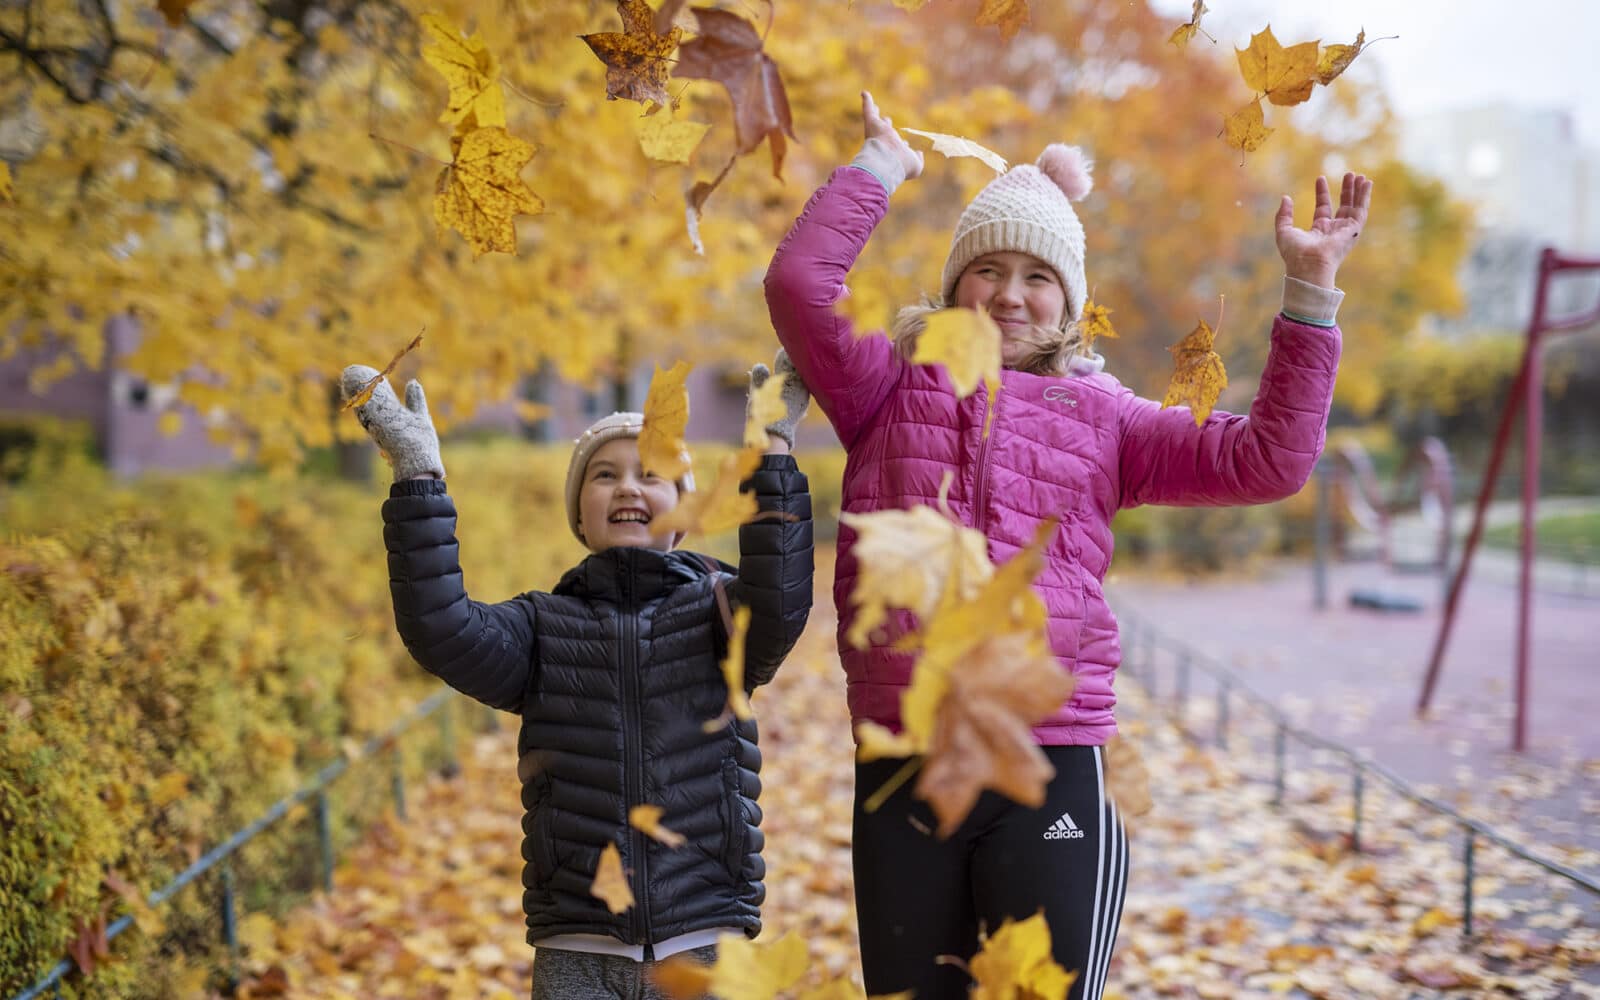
[763,93,922,448]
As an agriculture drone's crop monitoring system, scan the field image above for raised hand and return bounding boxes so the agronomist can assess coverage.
[340,364,445,481]
[850,90,923,195]
[748,348,812,452]
[1275,172,1373,288]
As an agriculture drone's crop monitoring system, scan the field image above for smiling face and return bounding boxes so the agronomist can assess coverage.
[952,251,1068,368]
[576,437,682,553]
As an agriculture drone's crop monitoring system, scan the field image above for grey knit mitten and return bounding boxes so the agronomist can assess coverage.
[340,364,445,481]
[747,349,811,449]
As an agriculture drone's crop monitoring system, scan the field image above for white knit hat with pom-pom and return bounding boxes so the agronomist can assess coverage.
[940,144,1094,326]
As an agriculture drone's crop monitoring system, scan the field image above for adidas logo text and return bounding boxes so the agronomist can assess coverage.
[1043,812,1084,840]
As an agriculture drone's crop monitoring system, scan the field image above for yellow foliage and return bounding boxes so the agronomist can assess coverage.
[433,127,545,257]
[969,912,1077,999]
[1161,317,1228,426]
[703,605,754,732]
[639,360,694,480]
[913,307,1001,398]
[420,13,508,130]
[590,842,635,914]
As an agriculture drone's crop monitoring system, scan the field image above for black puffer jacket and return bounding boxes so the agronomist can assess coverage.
[381,455,812,952]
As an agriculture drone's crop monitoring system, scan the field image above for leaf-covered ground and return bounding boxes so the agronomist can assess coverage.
[236,554,1600,998]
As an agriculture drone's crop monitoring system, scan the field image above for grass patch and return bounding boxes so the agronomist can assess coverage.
[1483,509,1600,562]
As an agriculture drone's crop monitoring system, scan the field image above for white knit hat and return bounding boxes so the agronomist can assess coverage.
[564,412,695,546]
[940,144,1094,326]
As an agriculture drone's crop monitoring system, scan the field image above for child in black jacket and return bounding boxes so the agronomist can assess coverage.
[341,357,813,999]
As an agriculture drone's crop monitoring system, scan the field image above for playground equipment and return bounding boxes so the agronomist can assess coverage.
[1418,247,1600,752]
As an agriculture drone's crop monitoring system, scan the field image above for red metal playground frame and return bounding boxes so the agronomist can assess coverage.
[1418,248,1600,751]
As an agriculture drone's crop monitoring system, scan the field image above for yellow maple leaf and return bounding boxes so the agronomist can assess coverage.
[628,804,687,848]
[419,13,508,130]
[837,504,992,650]
[1161,316,1228,426]
[853,719,920,763]
[639,360,693,481]
[1221,98,1273,154]
[653,447,762,537]
[0,161,13,204]
[743,370,787,451]
[1316,29,1368,86]
[1236,25,1319,107]
[433,127,544,258]
[798,982,913,1000]
[635,113,711,164]
[703,605,753,733]
[902,128,1008,174]
[590,842,634,914]
[974,0,1029,41]
[835,273,897,334]
[1078,299,1118,352]
[969,912,1077,1000]
[913,307,1000,399]
[653,932,808,1000]
[1168,1,1212,50]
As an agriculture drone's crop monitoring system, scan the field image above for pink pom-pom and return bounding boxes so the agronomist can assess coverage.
[1036,144,1093,201]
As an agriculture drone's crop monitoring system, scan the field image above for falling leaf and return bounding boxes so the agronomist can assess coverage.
[672,8,796,178]
[340,332,424,411]
[419,13,508,130]
[654,447,762,537]
[156,0,198,27]
[651,0,696,36]
[653,932,808,1000]
[1168,0,1212,50]
[1104,733,1153,817]
[635,113,711,164]
[580,0,683,107]
[639,360,693,481]
[1078,299,1118,352]
[1162,311,1228,426]
[901,128,1007,174]
[1236,25,1319,107]
[974,0,1030,40]
[1316,29,1369,85]
[913,307,1001,399]
[628,804,688,848]
[968,912,1077,1000]
[837,504,992,649]
[433,127,544,258]
[743,370,787,450]
[703,605,753,732]
[853,719,920,762]
[590,842,634,914]
[1221,98,1273,154]
[0,161,12,204]
[911,521,1074,834]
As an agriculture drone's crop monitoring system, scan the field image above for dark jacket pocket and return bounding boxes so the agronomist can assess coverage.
[528,774,558,887]
[719,756,748,881]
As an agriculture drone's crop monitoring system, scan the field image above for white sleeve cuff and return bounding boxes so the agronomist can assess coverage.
[848,137,909,197]
[1281,275,1344,327]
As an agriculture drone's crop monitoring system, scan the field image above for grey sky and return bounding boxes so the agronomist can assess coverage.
[1146,0,1600,149]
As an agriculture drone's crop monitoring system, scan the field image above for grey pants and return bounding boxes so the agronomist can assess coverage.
[530,944,717,1000]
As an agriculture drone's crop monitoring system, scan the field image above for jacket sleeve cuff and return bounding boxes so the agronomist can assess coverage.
[1281,275,1344,327]
[389,477,450,498]
[848,138,908,197]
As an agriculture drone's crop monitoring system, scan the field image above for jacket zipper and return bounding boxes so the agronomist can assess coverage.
[618,552,654,956]
[972,380,1004,535]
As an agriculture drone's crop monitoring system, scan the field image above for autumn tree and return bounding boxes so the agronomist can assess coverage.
[1,0,1466,470]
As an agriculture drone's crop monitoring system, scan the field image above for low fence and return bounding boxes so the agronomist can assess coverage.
[11,689,495,1000]
[1117,608,1600,937]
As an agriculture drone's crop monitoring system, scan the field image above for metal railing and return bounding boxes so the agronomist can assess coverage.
[11,688,491,1000]
[1116,608,1600,938]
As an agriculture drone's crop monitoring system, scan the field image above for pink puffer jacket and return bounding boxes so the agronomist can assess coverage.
[765,167,1341,746]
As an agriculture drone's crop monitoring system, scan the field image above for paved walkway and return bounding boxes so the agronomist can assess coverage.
[1108,556,1600,884]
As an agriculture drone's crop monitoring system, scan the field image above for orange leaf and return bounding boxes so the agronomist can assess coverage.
[1104,733,1152,817]
[629,804,688,848]
[1221,98,1273,154]
[590,842,634,914]
[1161,312,1229,426]
[580,0,683,107]
[974,0,1030,41]
[1079,299,1118,352]
[653,447,762,537]
[1168,1,1212,50]
[156,0,198,27]
[639,360,693,481]
[703,605,753,733]
[672,8,796,178]
[1236,25,1319,107]
[340,332,424,412]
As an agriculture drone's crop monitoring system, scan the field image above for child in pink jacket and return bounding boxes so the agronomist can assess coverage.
[764,92,1372,1000]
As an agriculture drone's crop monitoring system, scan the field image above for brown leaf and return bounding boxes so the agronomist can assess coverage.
[340,332,424,412]
[67,905,110,975]
[581,0,683,107]
[672,9,796,178]
[1104,733,1153,817]
[156,0,198,27]
[1168,1,1212,50]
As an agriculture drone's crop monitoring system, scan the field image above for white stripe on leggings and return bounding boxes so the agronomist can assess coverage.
[1091,799,1126,998]
[1083,747,1108,998]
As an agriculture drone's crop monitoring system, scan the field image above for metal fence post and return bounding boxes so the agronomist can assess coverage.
[1463,831,1477,937]
[1351,768,1365,853]
[315,790,334,893]
[220,864,240,991]
[1272,723,1287,806]
[1215,680,1230,749]
[391,745,407,821]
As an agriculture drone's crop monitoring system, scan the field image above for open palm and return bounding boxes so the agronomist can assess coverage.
[1275,172,1373,288]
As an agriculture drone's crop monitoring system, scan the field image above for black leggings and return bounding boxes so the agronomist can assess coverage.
[853,745,1128,1000]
